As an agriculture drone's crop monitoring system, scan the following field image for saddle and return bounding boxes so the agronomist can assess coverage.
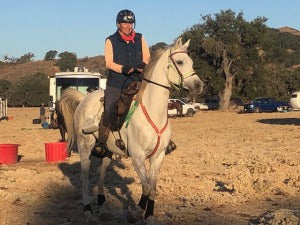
[94,81,141,155]
[111,81,141,130]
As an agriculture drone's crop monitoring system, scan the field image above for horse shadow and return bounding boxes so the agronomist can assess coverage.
[257,117,300,126]
[57,155,136,210]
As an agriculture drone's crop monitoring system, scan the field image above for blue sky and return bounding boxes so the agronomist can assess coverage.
[1,0,299,60]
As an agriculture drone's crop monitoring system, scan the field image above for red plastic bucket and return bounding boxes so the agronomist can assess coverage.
[0,144,19,164]
[44,142,68,163]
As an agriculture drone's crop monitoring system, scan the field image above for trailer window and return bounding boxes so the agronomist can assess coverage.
[56,78,99,99]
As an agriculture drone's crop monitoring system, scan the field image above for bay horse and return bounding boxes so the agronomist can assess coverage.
[49,101,67,142]
[56,101,67,142]
[168,101,183,118]
[60,38,203,224]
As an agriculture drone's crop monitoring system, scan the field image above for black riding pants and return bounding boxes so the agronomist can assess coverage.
[103,86,122,127]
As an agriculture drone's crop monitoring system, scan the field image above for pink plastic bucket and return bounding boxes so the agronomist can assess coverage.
[0,144,19,164]
[44,142,67,163]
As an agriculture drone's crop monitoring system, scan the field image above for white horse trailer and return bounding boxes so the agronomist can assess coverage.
[290,91,300,110]
[48,67,106,123]
[0,98,8,121]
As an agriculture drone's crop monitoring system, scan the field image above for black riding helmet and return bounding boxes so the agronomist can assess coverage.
[116,9,135,24]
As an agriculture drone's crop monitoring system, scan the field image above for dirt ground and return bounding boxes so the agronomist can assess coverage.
[0,107,300,225]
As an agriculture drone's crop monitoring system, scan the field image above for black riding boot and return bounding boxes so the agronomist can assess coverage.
[91,113,110,158]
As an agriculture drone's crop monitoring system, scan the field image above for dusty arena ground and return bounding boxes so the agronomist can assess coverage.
[0,107,300,225]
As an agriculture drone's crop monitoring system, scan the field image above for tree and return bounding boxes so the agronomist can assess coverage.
[0,79,12,98]
[182,10,268,110]
[10,72,49,106]
[17,52,35,63]
[56,51,78,71]
[1,55,17,64]
[44,50,58,61]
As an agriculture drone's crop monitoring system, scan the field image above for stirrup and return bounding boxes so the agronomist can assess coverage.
[91,142,107,158]
[116,139,126,151]
[166,140,176,155]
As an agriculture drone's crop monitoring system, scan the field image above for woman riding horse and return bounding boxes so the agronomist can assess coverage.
[60,38,203,224]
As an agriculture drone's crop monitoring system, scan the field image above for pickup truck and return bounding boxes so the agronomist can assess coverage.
[168,99,196,117]
[243,97,290,113]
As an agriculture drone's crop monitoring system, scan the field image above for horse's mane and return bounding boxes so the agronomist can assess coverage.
[137,47,169,100]
[143,48,168,79]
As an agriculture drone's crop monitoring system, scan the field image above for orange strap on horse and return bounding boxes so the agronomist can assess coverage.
[140,99,168,159]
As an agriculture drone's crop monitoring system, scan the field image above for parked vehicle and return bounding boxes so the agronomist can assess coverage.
[48,67,106,124]
[194,98,220,110]
[168,99,196,117]
[290,91,300,110]
[243,97,290,113]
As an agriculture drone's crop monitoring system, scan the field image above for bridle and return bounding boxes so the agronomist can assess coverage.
[143,50,197,90]
[168,50,198,90]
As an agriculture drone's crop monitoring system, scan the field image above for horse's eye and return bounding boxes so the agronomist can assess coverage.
[176,60,183,65]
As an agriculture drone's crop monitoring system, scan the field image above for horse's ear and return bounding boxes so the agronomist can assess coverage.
[182,39,190,50]
[175,38,182,47]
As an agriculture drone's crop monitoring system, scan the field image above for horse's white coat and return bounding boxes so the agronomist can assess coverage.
[60,38,203,224]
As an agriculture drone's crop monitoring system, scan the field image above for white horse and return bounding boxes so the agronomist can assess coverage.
[60,38,203,224]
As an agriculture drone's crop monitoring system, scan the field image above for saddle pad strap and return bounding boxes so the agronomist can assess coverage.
[125,100,140,128]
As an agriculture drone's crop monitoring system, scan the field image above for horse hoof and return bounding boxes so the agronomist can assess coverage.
[127,211,139,224]
[166,140,176,155]
[145,216,157,225]
[84,211,98,225]
[97,194,105,206]
[127,207,143,223]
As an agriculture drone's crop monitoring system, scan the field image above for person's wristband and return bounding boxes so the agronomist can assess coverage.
[137,62,146,70]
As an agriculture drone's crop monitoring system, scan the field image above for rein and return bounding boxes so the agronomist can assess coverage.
[143,78,170,90]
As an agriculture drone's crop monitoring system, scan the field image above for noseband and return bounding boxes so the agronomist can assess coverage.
[143,50,197,90]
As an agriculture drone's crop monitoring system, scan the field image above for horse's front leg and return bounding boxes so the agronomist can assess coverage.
[144,151,165,220]
[129,154,151,217]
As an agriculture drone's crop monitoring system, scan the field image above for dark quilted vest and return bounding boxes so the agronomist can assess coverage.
[107,31,143,89]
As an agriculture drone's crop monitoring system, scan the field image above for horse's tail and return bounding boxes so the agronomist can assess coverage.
[59,88,85,151]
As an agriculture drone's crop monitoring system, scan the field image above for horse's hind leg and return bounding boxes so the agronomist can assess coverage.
[59,126,66,142]
[81,154,100,225]
[80,154,91,206]
[96,155,112,207]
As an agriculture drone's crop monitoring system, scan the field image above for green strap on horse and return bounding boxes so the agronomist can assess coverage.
[125,100,140,128]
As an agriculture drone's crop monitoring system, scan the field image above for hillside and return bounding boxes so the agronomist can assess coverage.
[278,26,300,36]
[0,55,106,83]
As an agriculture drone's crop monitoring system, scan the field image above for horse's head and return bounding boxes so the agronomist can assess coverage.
[167,38,204,97]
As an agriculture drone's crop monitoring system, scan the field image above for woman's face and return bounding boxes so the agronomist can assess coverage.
[118,23,134,36]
